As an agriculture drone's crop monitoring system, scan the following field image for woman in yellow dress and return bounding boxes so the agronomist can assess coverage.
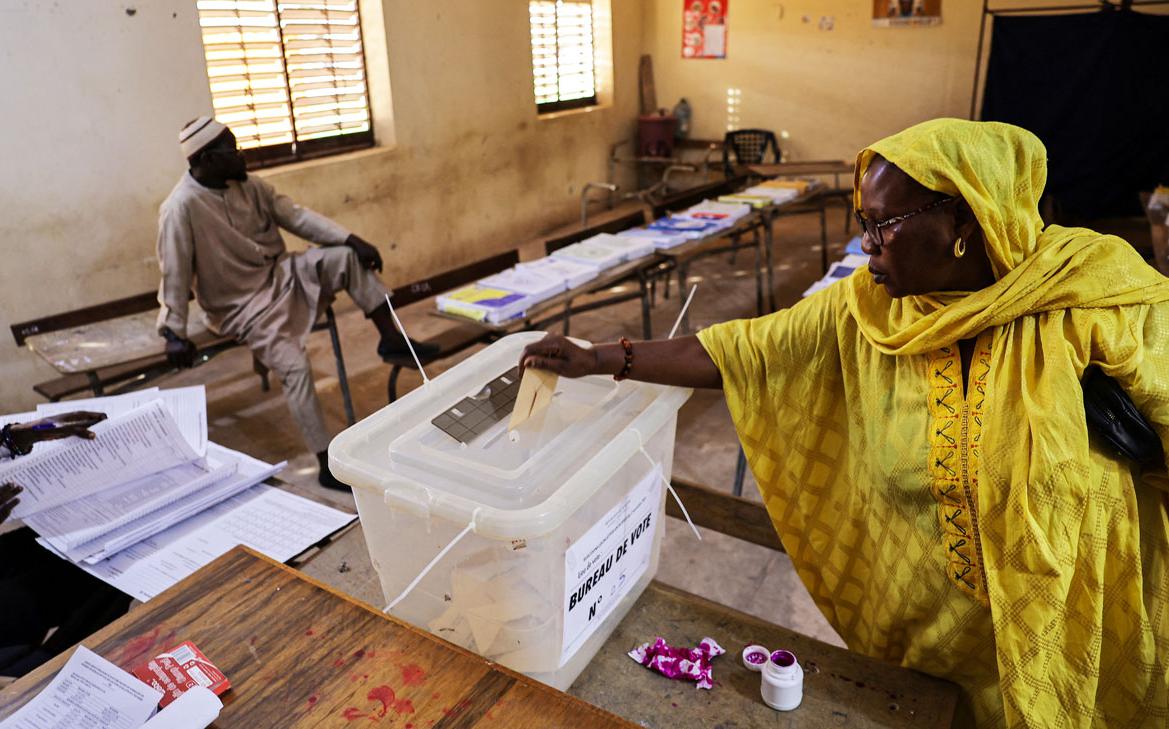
[521,118,1169,727]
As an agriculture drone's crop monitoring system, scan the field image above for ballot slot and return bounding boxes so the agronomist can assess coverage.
[430,367,522,446]
[390,374,647,509]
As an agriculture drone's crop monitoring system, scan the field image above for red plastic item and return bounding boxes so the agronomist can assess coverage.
[131,641,231,708]
[638,114,678,158]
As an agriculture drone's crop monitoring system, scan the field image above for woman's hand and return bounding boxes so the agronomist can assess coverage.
[6,411,107,454]
[519,334,604,378]
[0,483,20,524]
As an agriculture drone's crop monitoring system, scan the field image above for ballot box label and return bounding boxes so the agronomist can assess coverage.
[561,466,662,665]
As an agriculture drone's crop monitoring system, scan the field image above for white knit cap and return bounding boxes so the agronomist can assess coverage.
[179,116,229,158]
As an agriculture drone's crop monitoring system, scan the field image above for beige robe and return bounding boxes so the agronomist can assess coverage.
[156,172,353,375]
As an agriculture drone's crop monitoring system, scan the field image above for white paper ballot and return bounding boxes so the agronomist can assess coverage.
[0,646,162,729]
[1,401,199,520]
[138,687,221,729]
[62,485,353,601]
[36,386,208,455]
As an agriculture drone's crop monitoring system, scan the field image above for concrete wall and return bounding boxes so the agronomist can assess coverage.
[0,0,643,410]
[641,0,1169,162]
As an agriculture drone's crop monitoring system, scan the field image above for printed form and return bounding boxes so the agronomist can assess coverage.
[0,646,161,729]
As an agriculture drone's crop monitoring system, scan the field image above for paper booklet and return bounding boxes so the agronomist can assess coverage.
[1,400,201,520]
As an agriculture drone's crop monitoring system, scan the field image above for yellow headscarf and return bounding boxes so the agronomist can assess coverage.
[699,118,1169,726]
[847,118,1169,354]
[851,119,1169,725]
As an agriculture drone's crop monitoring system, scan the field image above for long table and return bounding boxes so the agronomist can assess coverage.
[434,186,824,340]
[0,543,960,728]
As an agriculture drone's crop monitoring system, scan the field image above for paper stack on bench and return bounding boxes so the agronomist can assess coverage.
[435,232,651,325]
[802,237,869,298]
[0,386,354,601]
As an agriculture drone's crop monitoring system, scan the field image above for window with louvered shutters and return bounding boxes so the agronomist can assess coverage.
[196,1,373,168]
[529,1,597,113]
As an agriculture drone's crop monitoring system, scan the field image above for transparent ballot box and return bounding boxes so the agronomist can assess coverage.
[329,333,691,689]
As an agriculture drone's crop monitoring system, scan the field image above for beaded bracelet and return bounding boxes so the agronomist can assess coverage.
[614,337,634,381]
[0,424,31,458]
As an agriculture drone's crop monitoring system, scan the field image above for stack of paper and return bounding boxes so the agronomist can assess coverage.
[550,236,629,270]
[683,200,752,223]
[1,387,357,602]
[757,178,813,194]
[717,193,772,208]
[741,185,801,204]
[516,256,599,290]
[479,266,566,302]
[578,232,655,261]
[802,253,870,298]
[616,227,691,250]
[436,284,533,324]
[646,216,726,239]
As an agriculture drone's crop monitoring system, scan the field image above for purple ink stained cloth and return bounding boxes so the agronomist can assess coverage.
[627,636,725,689]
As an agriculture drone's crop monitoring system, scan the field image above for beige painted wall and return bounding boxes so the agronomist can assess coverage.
[642,0,1169,162]
[0,0,643,410]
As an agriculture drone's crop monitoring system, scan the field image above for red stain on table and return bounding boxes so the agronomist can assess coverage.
[401,663,427,686]
[117,627,161,664]
[307,695,319,708]
[342,707,367,721]
[353,649,367,659]
[333,658,346,668]
[305,629,315,636]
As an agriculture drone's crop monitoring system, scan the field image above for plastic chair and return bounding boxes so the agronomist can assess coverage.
[722,129,782,178]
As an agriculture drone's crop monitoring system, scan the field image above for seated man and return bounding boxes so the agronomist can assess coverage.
[157,117,435,490]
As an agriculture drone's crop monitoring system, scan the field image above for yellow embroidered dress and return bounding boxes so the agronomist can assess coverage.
[697,119,1169,727]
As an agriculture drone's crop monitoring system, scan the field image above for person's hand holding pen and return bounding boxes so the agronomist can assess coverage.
[0,411,107,457]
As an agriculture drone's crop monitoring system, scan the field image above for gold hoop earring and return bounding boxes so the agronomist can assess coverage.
[953,237,966,258]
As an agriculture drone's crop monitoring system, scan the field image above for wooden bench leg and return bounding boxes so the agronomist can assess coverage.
[728,231,740,265]
[387,365,402,404]
[324,307,356,426]
[252,356,270,392]
[86,371,105,397]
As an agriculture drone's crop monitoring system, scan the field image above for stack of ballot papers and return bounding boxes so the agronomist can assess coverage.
[718,193,773,208]
[0,387,355,601]
[550,234,632,270]
[646,215,727,239]
[683,199,752,223]
[616,227,691,249]
[516,256,599,289]
[802,253,870,298]
[479,266,566,302]
[740,185,801,204]
[436,284,533,325]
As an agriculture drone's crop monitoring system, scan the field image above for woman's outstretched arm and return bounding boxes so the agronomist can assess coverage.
[519,333,723,389]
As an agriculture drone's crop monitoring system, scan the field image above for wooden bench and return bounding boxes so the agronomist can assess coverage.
[382,249,520,402]
[12,292,357,425]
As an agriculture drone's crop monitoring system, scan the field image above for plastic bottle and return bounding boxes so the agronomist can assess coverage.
[672,98,692,139]
[760,649,803,711]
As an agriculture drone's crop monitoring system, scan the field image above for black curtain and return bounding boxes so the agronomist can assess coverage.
[981,10,1169,220]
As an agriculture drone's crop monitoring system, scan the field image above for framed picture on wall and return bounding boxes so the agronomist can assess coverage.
[682,0,727,59]
[872,0,942,28]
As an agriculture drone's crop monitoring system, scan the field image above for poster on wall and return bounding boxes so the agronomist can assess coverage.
[682,0,727,59]
[872,0,942,28]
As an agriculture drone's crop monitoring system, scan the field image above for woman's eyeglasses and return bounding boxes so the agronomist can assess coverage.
[854,196,956,248]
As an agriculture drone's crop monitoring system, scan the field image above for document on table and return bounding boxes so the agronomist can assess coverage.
[36,386,208,455]
[0,645,162,729]
[59,485,354,601]
[1,401,199,520]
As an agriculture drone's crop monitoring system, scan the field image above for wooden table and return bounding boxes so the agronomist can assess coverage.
[0,547,635,728]
[572,582,959,728]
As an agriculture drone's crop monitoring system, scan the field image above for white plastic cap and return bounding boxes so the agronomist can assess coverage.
[761,649,804,711]
[742,644,770,672]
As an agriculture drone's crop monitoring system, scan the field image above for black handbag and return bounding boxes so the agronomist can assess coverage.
[1082,366,1165,466]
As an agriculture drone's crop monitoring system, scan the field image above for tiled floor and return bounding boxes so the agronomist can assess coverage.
[159,204,854,648]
